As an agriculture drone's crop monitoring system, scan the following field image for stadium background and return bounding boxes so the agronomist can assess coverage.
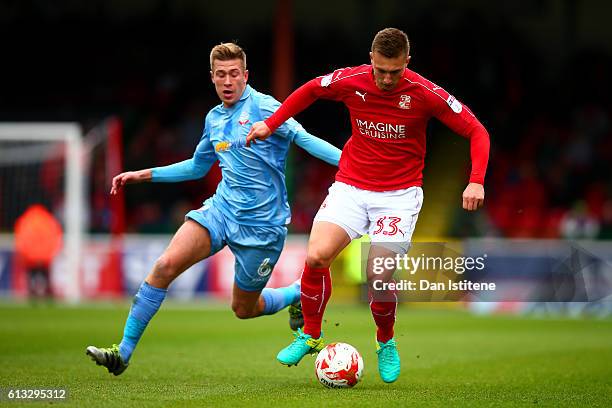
[1,0,609,234]
[1,0,611,302]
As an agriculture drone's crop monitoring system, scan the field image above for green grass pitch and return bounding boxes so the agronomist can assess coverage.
[1,302,611,407]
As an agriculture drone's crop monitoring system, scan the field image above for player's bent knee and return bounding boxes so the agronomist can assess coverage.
[151,255,180,285]
[232,303,257,319]
[306,248,334,269]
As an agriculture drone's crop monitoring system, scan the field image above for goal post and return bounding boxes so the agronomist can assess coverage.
[0,123,85,301]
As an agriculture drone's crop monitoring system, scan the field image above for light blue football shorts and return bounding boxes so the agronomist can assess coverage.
[186,202,287,292]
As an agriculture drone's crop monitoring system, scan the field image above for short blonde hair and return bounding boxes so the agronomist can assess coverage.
[209,42,246,71]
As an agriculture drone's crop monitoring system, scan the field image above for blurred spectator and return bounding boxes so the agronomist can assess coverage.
[14,204,63,299]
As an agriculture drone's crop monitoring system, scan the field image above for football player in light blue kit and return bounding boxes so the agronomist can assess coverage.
[86,42,341,376]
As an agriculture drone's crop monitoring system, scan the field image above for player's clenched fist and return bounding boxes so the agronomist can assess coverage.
[110,170,152,195]
[462,182,485,211]
[246,121,272,147]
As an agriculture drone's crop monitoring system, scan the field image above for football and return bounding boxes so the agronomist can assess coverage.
[315,342,364,388]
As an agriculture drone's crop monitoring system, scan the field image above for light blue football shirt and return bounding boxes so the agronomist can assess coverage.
[151,85,340,227]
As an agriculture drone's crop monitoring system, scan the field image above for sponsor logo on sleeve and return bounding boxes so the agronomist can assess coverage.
[320,73,334,87]
[446,95,463,113]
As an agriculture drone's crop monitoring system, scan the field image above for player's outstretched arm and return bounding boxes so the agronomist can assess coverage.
[149,135,217,183]
[110,169,152,195]
[293,130,341,166]
[462,182,484,211]
[150,157,215,183]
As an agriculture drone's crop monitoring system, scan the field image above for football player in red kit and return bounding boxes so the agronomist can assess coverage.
[247,27,490,383]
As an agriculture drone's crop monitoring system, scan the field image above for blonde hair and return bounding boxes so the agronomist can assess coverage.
[209,42,246,71]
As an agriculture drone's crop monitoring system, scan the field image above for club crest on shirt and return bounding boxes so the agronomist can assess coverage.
[399,95,411,109]
[238,111,250,126]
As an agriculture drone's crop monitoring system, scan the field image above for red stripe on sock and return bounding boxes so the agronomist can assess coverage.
[300,262,331,338]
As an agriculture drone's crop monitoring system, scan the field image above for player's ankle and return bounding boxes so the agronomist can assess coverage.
[303,327,322,338]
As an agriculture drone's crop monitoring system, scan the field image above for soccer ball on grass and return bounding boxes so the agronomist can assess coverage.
[314,342,363,388]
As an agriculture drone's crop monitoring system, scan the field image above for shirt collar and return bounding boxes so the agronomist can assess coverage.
[240,84,253,101]
[222,85,252,112]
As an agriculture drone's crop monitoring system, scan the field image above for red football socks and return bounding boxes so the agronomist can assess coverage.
[369,287,397,343]
[300,263,331,339]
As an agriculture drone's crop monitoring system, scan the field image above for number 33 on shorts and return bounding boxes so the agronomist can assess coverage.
[372,216,404,236]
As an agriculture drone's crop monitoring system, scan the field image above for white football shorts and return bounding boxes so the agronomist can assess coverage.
[314,181,424,254]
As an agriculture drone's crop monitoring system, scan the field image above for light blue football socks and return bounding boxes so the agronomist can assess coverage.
[118,281,167,362]
[261,281,300,315]
[117,280,299,362]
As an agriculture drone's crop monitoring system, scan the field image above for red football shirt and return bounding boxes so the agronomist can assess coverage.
[265,65,490,191]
